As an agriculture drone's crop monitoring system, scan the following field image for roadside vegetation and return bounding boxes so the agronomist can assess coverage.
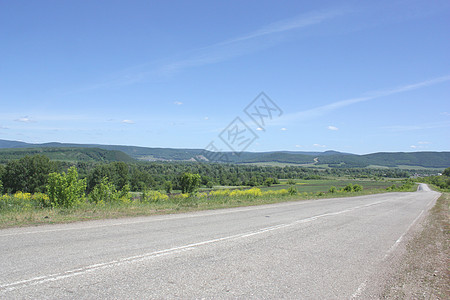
[0,155,445,228]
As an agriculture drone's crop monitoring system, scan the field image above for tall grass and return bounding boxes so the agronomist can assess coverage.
[0,181,416,229]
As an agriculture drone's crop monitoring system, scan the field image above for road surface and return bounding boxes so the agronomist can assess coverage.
[0,184,440,299]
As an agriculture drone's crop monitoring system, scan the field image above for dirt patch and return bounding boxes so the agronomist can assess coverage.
[381,192,449,299]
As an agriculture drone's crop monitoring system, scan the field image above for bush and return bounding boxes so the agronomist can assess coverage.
[265,178,275,187]
[287,179,296,185]
[353,184,363,192]
[386,184,397,191]
[164,181,173,194]
[343,184,353,192]
[47,167,86,208]
[328,186,337,193]
[288,186,298,195]
[180,173,201,194]
[89,177,132,205]
[32,192,51,208]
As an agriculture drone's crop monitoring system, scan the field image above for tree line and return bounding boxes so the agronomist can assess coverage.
[0,154,416,195]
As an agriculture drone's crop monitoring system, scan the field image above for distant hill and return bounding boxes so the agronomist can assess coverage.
[0,139,448,168]
[0,147,135,164]
[316,152,450,168]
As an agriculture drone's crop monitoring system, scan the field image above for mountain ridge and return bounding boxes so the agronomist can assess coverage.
[0,139,448,168]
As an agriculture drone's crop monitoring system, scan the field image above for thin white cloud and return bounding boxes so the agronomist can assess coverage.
[313,143,326,148]
[410,141,430,150]
[280,75,450,123]
[121,119,135,124]
[221,10,346,45]
[327,125,339,131]
[256,127,264,131]
[281,127,287,131]
[295,145,303,148]
[174,101,183,105]
[15,116,34,123]
[161,9,347,75]
[62,9,347,93]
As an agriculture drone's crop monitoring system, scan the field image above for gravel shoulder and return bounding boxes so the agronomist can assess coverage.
[379,192,449,299]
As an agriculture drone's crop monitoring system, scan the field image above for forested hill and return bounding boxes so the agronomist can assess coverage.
[0,139,448,168]
[0,147,135,164]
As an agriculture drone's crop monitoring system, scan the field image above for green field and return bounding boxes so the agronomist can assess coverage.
[263,179,401,193]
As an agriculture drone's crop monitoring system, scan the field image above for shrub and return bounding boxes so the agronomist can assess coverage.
[32,192,51,208]
[197,192,208,199]
[47,167,86,208]
[343,184,353,192]
[180,173,201,194]
[287,179,296,185]
[328,186,337,193]
[89,177,132,205]
[353,184,363,192]
[288,186,298,195]
[386,184,397,191]
[164,181,172,194]
[265,178,274,187]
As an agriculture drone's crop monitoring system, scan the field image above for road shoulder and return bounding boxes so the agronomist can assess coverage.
[362,192,448,299]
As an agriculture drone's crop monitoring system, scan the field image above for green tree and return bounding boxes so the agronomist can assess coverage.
[287,179,296,185]
[47,166,86,208]
[443,167,450,177]
[247,176,258,187]
[0,179,3,194]
[3,155,55,193]
[265,178,274,187]
[328,186,337,193]
[164,181,173,194]
[180,173,201,194]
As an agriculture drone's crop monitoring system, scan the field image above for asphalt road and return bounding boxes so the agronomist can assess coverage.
[0,184,440,299]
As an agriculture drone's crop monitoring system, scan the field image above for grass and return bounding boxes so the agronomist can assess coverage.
[0,179,416,229]
[0,178,416,228]
[272,179,401,193]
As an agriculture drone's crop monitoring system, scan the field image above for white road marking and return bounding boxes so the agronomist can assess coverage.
[383,190,441,260]
[0,199,387,293]
[384,210,424,260]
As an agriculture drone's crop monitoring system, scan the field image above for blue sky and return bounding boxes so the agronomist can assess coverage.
[0,0,449,154]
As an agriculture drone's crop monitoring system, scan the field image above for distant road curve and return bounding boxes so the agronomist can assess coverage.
[0,185,440,299]
[417,182,432,192]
